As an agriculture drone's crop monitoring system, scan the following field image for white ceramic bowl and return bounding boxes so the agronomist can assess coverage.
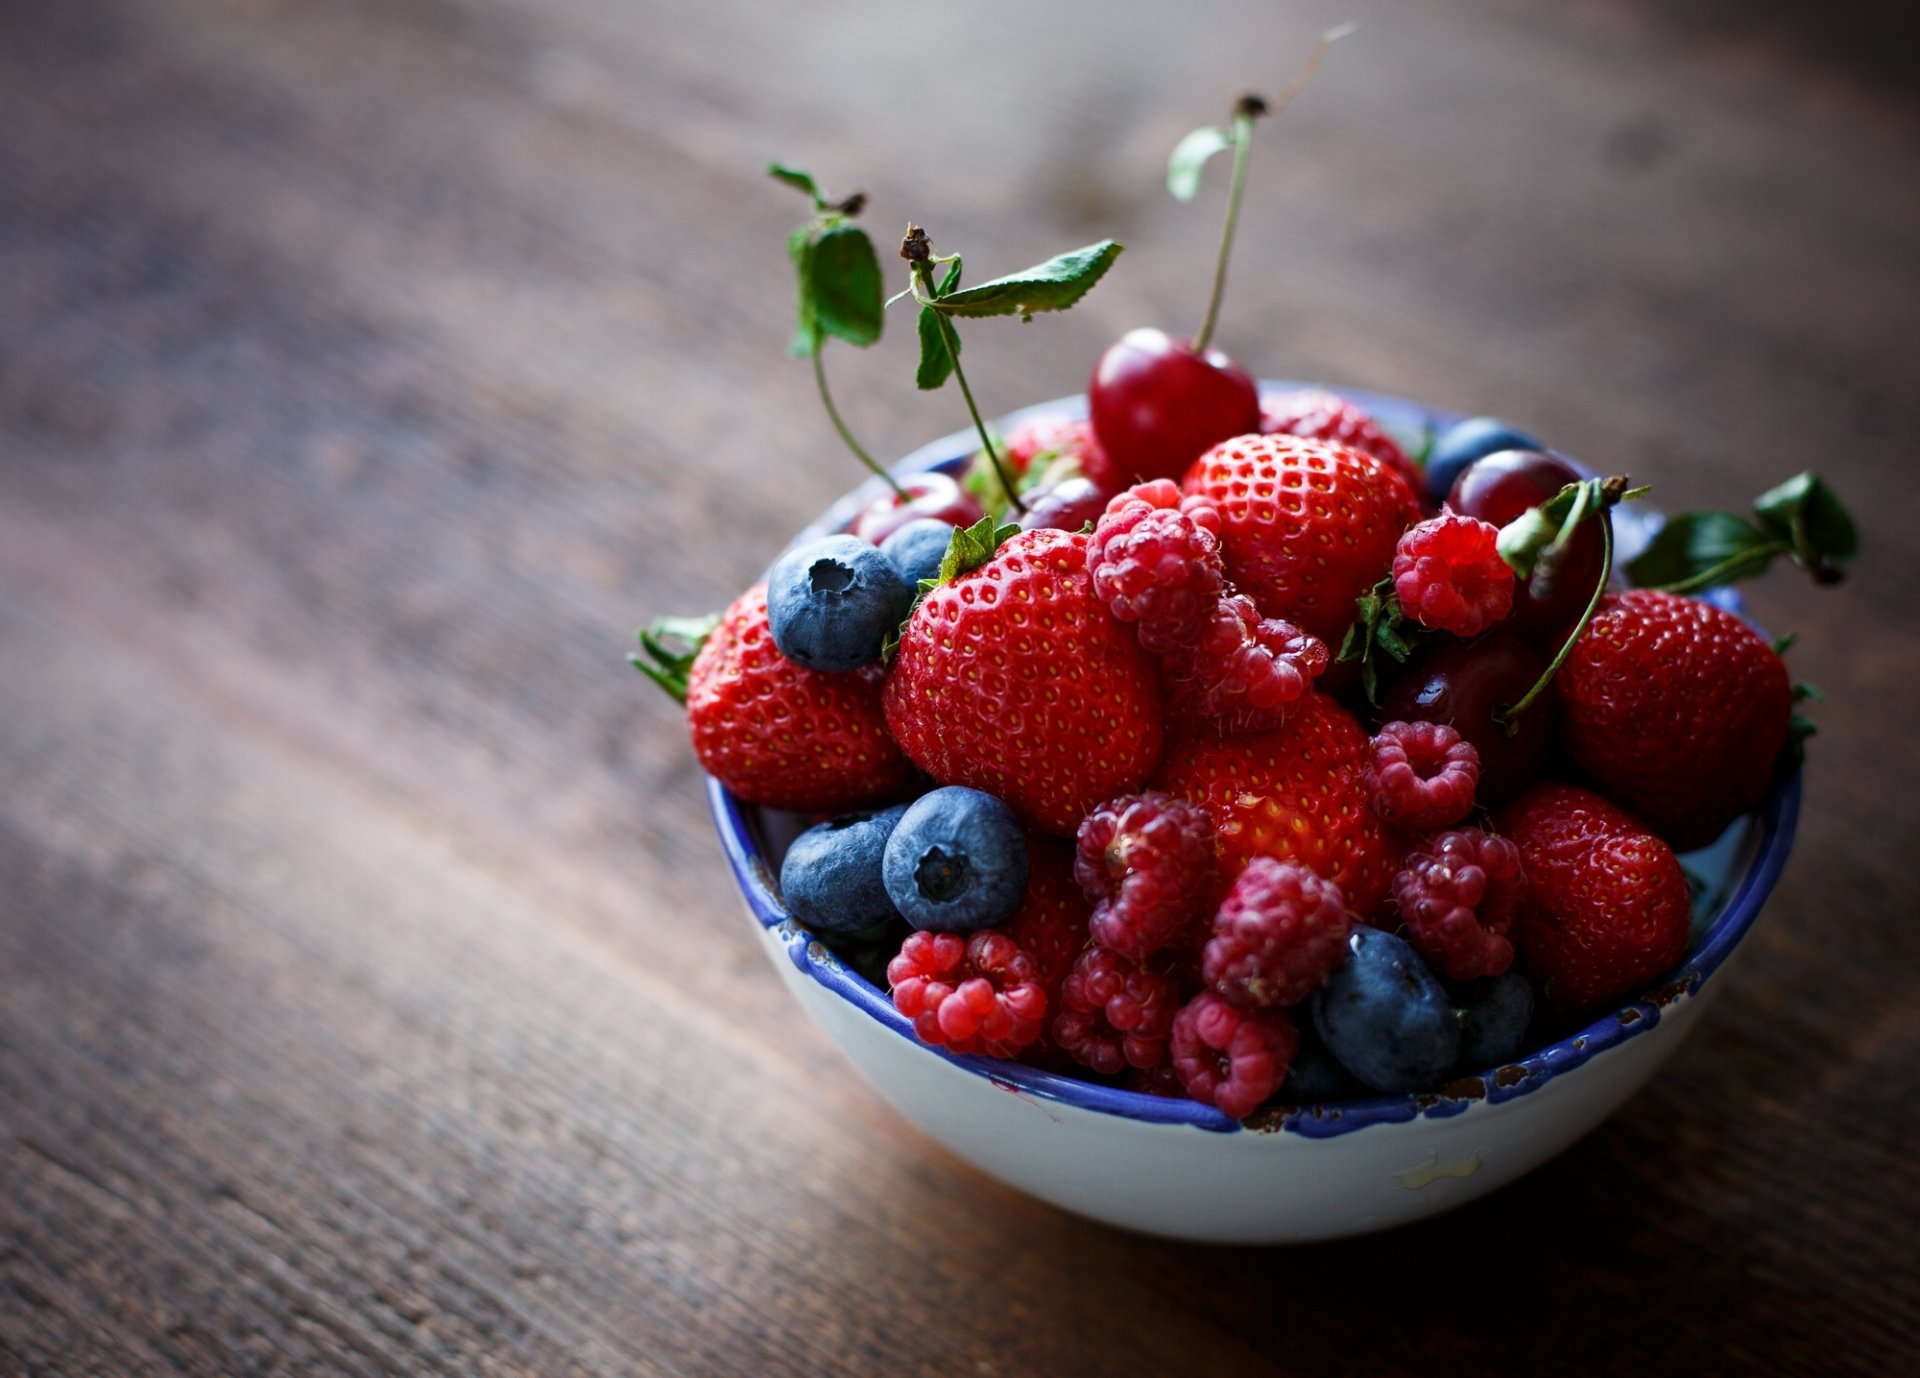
[708,386,1801,1244]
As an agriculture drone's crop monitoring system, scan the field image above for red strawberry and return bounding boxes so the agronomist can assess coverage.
[1260,389,1426,503]
[1003,835,1092,1001]
[648,585,916,813]
[1153,692,1396,918]
[1499,783,1692,1018]
[884,527,1163,835]
[1558,589,1792,850]
[1183,434,1420,645]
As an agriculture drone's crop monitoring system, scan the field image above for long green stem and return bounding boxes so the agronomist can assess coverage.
[1193,108,1255,355]
[1651,542,1791,596]
[813,347,907,501]
[1496,508,1614,732]
[916,263,1025,516]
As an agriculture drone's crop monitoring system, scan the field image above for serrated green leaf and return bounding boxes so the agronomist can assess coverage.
[787,226,819,358]
[1167,125,1233,201]
[1624,511,1779,590]
[768,163,822,203]
[811,223,883,347]
[1753,471,1857,574]
[935,516,1020,584]
[929,240,1123,320]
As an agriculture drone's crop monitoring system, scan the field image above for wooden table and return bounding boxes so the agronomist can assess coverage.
[4,1,1916,1373]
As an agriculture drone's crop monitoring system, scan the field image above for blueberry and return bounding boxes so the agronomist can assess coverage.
[766,534,914,672]
[1311,927,1460,1093]
[1280,1021,1365,1103]
[878,518,959,588]
[779,804,910,936]
[882,786,1028,932]
[1426,416,1544,505]
[1451,972,1536,1069]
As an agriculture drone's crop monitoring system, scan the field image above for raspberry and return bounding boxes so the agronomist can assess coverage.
[1165,594,1329,733]
[1170,991,1300,1118]
[1364,721,1481,830]
[1052,946,1183,1074]
[1087,481,1226,654]
[1001,835,1091,1001]
[1126,1061,1188,1099]
[1202,859,1351,1009]
[1392,513,1515,637]
[1075,792,1217,959]
[1261,389,1426,500]
[1392,828,1527,982]
[886,929,1048,1057]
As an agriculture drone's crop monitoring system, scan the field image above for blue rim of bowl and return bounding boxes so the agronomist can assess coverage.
[704,384,1803,1138]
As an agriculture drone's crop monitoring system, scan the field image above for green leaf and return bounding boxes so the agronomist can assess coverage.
[1786,711,1818,767]
[1624,511,1782,590]
[811,223,884,347]
[768,163,822,204]
[1335,578,1420,706]
[936,515,1020,584]
[630,613,722,704]
[1792,680,1826,703]
[913,259,964,390]
[1770,631,1798,656]
[1752,472,1857,579]
[929,240,1123,320]
[787,226,819,358]
[1167,126,1233,201]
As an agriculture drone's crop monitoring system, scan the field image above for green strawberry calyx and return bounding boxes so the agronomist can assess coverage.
[879,515,1019,666]
[630,612,722,704]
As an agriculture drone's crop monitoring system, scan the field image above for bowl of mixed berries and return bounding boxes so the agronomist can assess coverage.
[637,53,1852,1243]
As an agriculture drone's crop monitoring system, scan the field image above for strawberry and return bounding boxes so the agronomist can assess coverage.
[1558,589,1792,850]
[1182,434,1420,645]
[1260,389,1426,504]
[636,585,915,814]
[1152,692,1396,918]
[1003,834,1093,1001]
[1499,783,1692,1018]
[883,525,1163,836]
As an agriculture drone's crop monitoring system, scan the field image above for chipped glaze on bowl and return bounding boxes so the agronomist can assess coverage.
[708,386,1801,1243]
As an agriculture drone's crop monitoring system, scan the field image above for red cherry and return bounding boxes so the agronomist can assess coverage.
[1446,450,1606,643]
[1375,632,1554,809]
[850,472,985,544]
[1017,476,1115,533]
[1087,327,1260,488]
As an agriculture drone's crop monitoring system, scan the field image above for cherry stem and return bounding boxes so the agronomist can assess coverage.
[1191,100,1260,355]
[813,347,908,501]
[913,260,1026,515]
[1650,541,1793,596]
[1496,504,1614,733]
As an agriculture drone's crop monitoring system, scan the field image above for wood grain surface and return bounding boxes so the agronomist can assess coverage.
[3,0,1917,1374]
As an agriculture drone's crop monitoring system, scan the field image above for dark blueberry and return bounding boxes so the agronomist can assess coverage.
[778,804,910,936]
[1280,1020,1365,1103]
[1425,416,1544,504]
[882,786,1028,932]
[1451,971,1536,1069]
[1311,927,1460,1093]
[878,518,958,588]
[766,534,914,672]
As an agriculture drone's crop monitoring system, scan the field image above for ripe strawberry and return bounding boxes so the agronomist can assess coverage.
[1003,834,1092,1001]
[641,585,916,814]
[1183,434,1420,645]
[884,526,1163,835]
[1499,783,1692,1018]
[1260,389,1425,503]
[1153,692,1396,918]
[1558,589,1792,850]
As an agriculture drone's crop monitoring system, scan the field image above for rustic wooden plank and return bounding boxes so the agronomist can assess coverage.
[0,0,1916,1373]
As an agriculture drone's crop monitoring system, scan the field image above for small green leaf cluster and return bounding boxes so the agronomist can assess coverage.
[631,613,723,703]
[773,163,884,357]
[905,238,1123,391]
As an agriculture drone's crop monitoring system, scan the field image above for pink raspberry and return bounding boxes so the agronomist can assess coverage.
[1392,828,1527,982]
[1165,594,1330,733]
[1171,991,1300,1119]
[1075,792,1216,960]
[1088,481,1226,654]
[1261,389,1425,502]
[1365,721,1481,830]
[1203,859,1351,1008]
[1392,513,1515,637]
[1052,946,1183,1074]
[887,929,1048,1057]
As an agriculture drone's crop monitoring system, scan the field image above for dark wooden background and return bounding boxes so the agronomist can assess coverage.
[3,0,1917,1373]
